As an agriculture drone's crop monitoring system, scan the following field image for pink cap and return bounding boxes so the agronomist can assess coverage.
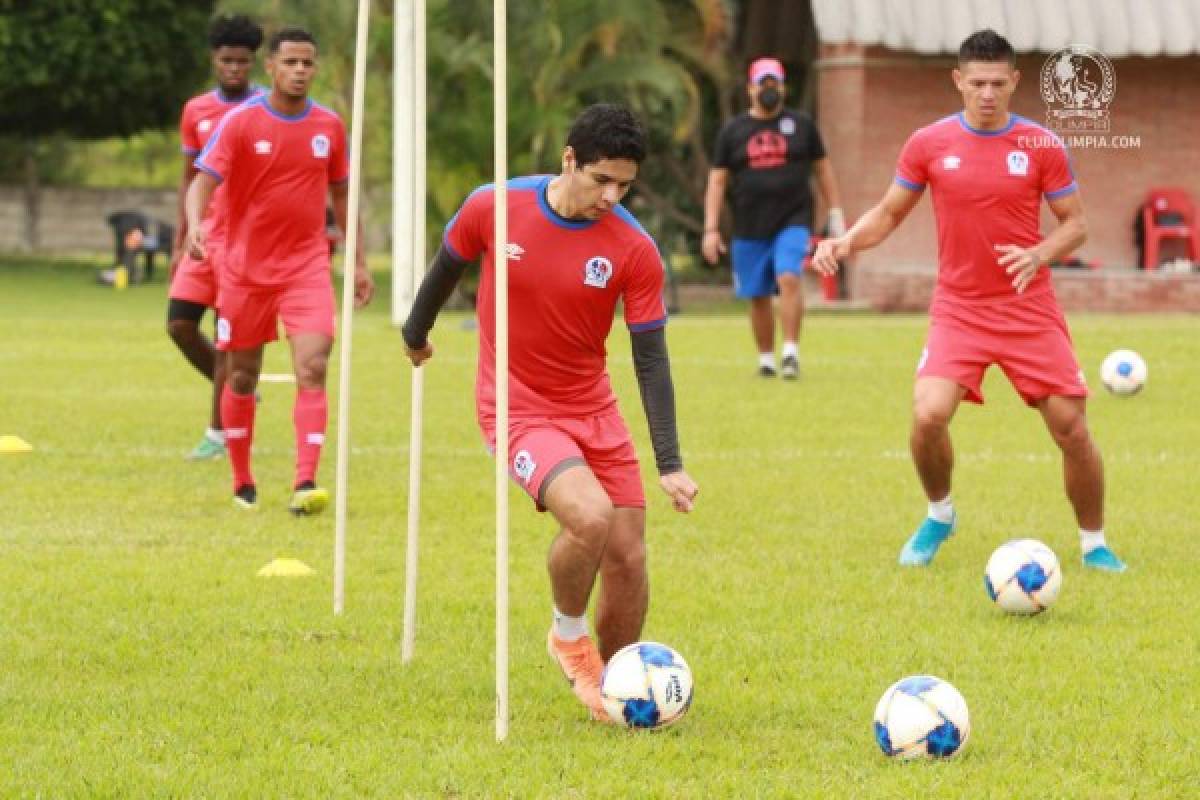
[748,57,785,84]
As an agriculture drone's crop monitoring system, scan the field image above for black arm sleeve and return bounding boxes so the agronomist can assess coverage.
[630,327,683,475]
[401,244,470,350]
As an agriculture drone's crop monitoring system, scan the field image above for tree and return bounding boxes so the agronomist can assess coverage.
[0,0,214,248]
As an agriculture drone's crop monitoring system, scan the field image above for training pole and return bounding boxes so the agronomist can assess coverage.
[333,0,371,616]
[493,0,510,742]
[399,0,427,663]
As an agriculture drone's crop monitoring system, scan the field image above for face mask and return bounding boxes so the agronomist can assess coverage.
[758,86,782,111]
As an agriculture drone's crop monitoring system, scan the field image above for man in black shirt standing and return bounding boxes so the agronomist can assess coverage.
[702,57,844,379]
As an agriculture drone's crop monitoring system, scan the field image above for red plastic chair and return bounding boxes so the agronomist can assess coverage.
[1142,187,1198,270]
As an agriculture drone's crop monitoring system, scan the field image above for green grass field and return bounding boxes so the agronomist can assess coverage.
[2,257,1198,797]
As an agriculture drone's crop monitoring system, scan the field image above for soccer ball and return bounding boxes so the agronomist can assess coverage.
[873,675,970,759]
[600,641,693,729]
[984,539,1062,614]
[1100,349,1147,395]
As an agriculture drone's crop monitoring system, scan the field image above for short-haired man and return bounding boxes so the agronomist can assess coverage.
[167,13,263,460]
[403,104,699,722]
[186,26,375,513]
[813,30,1126,572]
[703,57,844,379]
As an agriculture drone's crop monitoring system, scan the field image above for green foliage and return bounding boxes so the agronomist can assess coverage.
[1,259,1198,796]
[0,0,214,139]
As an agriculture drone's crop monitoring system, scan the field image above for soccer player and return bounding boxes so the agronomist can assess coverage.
[812,30,1127,572]
[402,104,700,722]
[167,14,264,461]
[185,26,375,513]
[703,56,844,380]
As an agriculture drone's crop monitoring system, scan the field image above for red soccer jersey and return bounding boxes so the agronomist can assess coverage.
[895,113,1078,303]
[195,95,348,287]
[445,175,669,419]
[180,88,261,243]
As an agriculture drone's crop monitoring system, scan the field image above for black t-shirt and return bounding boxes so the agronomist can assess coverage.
[712,109,827,239]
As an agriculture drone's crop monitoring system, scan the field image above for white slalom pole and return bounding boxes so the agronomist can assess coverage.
[333,0,371,616]
[493,0,510,742]
[392,0,414,326]
[398,0,427,664]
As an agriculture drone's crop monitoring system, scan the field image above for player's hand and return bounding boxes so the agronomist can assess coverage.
[812,235,851,276]
[354,264,375,308]
[186,228,207,262]
[701,230,726,265]
[659,470,698,513]
[405,340,433,367]
[996,244,1043,294]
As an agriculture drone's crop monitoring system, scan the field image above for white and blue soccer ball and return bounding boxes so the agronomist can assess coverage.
[600,641,693,729]
[1100,349,1147,395]
[873,675,970,759]
[984,538,1063,614]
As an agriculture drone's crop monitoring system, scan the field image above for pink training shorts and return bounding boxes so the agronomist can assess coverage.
[481,409,646,511]
[216,281,335,351]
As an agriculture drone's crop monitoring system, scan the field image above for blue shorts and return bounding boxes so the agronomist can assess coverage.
[731,226,811,299]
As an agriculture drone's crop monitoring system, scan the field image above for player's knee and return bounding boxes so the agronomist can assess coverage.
[605,537,646,578]
[912,402,953,434]
[1050,414,1092,454]
[227,368,258,395]
[567,502,615,547]
[295,352,329,385]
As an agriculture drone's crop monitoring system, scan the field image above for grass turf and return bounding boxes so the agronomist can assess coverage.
[1,256,1197,796]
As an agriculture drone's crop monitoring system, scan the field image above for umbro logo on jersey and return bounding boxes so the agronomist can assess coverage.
[197,118,213,133]
[254,140,272,155]
[505,242,524,261]
[943,155,961,170]
[583,256,613,288]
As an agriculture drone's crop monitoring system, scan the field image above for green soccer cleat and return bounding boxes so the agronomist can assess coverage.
[289,483,329,516]
[187,437,226,461]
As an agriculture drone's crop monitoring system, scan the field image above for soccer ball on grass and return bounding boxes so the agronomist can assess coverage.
[984,538,1062,614]
[600,641,693,729]
[873,675,970,759]
[1100,349,1147,395]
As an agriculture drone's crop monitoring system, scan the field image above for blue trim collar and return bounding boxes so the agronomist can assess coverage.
[536,177,596,230]
[955,111,1015,137]
[260,96,312,122]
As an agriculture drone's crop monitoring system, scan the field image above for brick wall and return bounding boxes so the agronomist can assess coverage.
[816,45,1200,274]
[855,266,1200,313]
[0,186,176,253]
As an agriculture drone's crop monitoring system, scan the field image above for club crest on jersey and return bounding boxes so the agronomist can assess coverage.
[197,118,213,133]
[779,116,796,136]
[943,155,961,170]
[311,134,331,159]
[583,256,613,288]
[512,450,536,483]
[216,317,232,343]
[254,140,272,155]
[1007,150,1029,176]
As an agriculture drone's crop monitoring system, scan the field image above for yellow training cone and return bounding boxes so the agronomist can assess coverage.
[256,558,316,577]
[0,435,33,454]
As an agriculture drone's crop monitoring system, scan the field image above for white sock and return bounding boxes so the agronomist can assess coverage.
[205,427,226,445]
[927,496,954,524]
[782,341,798,360]
[758,352,776,370]
[552,606,589,642]
[1080,529,1105,554]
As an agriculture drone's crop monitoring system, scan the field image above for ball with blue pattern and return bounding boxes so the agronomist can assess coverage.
[984,538,1063,614]
[600,641,693,729]
[873,675,970,759]
[1100,349,1147,395]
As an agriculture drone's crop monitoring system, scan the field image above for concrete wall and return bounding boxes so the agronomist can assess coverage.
[0,186,176,254]
[816,45,1200,273]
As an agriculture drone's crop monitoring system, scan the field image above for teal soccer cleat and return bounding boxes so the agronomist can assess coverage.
[899,514,956,566]
[1082,545,1127,573]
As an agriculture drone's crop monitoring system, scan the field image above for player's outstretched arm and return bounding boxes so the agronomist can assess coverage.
[401,244,471,367]
[331,182,375,308]
[630,328,698,513]
[812,182,922,275]
[184,172,219,261]
[171,155,198,279]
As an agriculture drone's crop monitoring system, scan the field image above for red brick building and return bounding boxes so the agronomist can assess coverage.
[810,0,1200,310]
